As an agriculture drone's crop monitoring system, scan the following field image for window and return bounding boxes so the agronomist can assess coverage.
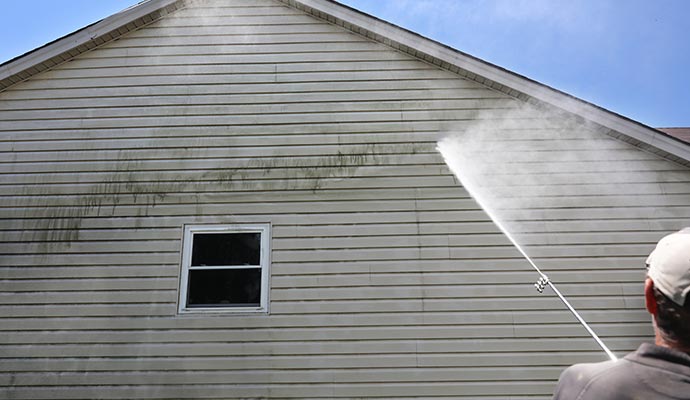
[178,224,270,313]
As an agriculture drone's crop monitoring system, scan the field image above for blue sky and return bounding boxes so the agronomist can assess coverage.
[1,0,688,127]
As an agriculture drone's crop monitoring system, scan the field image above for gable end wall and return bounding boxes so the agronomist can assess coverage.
[1,0,690,398]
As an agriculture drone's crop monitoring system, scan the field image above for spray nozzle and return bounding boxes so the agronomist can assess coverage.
[534,276,549,293]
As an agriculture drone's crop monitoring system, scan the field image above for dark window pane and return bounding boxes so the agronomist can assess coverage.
[191,232,260,266]
[187,268,261,307]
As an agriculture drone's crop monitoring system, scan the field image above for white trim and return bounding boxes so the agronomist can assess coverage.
[177,223,271,314]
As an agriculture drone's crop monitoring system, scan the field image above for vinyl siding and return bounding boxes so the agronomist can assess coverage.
[1,0,690,399]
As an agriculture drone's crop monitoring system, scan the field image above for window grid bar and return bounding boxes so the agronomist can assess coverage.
[188,265,261,270]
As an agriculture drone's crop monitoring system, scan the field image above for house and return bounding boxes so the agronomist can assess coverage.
[1,0,689,398]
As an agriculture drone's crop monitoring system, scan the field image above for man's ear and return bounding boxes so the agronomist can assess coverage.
[645,278,657,316]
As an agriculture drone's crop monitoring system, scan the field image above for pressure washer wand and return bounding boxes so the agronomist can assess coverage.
[489,216,618,361]
[534,275,618,361]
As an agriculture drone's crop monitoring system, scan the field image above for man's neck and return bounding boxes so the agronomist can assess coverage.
[655,332,690,354]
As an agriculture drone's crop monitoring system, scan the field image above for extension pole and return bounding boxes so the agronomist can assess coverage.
[537,275,618,361]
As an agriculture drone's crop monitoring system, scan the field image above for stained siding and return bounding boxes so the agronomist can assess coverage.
[1,0,689,399]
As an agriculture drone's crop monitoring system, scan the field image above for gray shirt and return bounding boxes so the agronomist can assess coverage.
[552,343,690,399]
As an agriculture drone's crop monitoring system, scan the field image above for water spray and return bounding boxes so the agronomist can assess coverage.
[437,139,618,361]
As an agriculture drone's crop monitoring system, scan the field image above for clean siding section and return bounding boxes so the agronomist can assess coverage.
[1,0,689,399]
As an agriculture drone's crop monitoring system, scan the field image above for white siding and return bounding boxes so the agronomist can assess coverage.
[1,0,689,399]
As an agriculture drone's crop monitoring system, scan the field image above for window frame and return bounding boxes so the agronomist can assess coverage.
[177,224,271,314]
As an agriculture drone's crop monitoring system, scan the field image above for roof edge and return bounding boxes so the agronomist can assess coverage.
[657,128,690,145]
[280,0,690,164]
[0,0,185,91]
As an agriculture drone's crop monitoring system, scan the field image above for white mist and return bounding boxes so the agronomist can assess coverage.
[437,131,618,361]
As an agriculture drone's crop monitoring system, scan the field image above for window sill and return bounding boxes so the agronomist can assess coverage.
[177,306,269,315]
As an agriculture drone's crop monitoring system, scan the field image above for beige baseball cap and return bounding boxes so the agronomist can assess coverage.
[645,227,690,306]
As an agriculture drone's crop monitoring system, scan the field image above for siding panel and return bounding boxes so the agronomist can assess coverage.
[1,0,689,399]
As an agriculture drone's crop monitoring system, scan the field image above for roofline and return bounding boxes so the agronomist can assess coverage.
[279,0,690,165]
[0,0,185,91]
[1,0,688,165]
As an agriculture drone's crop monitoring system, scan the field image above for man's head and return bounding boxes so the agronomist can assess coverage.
[645,228,690,350]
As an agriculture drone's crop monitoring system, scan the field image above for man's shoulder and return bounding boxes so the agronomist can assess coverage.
[552,359,633,400]
[552,344,690,399]
[563,359,627,381]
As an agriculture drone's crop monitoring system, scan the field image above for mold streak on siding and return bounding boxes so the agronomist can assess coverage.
[1,0,689,399]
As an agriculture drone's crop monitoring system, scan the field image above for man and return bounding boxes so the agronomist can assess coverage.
[552,228,690,399]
